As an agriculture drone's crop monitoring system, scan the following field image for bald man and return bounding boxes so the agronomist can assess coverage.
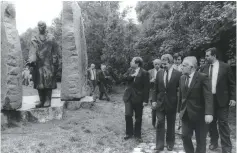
[87,63,97,94]
[148,59,162,128]
[178,56,213,153]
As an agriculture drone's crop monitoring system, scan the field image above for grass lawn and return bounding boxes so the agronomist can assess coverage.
[1,84,236,153]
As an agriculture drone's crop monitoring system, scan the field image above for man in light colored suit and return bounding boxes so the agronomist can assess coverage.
[148,59,162,128]
[87,63,97,95]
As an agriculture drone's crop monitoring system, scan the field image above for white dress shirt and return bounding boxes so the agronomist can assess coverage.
[187,71,195,87]
[90,69,96,80]
[134,67,140,82]
[163,67,173,87]
[153,69,158,79]
[134,67,140,75]
[209,60,219,94]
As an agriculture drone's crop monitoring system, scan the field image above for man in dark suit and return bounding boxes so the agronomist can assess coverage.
[148,59,162,128]
[87,63,97,95]
[178,56,213,153]
[151,54,182,152]
[97,64,111,101]
[123,57,150,142]
[202,47,236,153]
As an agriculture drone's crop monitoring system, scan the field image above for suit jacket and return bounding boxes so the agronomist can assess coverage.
[123,68,150,104]
[97,70,111,92]
[148,68,160,89]
[197,65,205,72]
[177,71,213,121]
[201,61,236,107]
[152,69,182,112]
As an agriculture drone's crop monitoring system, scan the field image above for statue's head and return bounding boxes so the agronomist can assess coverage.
[37,21,47,34]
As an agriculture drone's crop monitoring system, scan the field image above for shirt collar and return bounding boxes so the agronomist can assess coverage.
[189,71,195,78]
[136,67,140,72]
[212,60,219,66]
[167,67,173,73]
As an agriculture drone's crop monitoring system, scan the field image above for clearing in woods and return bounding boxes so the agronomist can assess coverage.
[1,85,236,153]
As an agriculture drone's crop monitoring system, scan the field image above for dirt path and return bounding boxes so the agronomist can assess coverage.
[1,86,236,153]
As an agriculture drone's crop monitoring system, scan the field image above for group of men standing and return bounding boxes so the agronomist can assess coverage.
[87,63,114,101]
[122,47,235,153]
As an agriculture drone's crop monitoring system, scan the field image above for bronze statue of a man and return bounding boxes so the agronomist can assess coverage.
[28,21,59,108]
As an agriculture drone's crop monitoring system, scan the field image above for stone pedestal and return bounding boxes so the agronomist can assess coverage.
[1,95,65,127]
[19,96,65,123]
[65,96,94,110]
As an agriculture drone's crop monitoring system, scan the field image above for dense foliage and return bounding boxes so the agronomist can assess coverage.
[20,1,236,77]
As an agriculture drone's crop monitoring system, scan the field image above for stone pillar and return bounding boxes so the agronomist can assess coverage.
[61,1,89,100]
[1,2,23,110]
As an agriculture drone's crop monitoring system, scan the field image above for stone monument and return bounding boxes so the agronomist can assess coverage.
[61,1,89,100]
[1,1,23,110]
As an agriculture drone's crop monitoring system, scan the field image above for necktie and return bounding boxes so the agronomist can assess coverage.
[165,70,169,88]
[185,75,190,91]
[209,64,213,79]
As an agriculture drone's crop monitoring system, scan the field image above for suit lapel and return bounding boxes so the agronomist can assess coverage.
[134,68,142,83]
[185,71,198,99]
[216,61,223,84]
[161,70,166,89]
[167,69,176,89]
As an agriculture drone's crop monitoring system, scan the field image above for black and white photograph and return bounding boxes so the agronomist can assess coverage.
[1,1,236,153]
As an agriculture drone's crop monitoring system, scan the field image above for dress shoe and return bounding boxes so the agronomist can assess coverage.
[154,148,164,153]
[209,143,218,150]
[124,135,133,140]
[167,146,173,151]
[44,100,51,107]
[35,101,44,108]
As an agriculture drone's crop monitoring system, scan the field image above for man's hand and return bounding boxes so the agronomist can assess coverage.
[143,102,148,107]
[205,115,213,124]
[229,100,236,107]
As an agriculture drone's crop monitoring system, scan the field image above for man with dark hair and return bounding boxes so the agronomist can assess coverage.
[149,59,162,128]
[178,56,213,153]
[197,57,206,72]
[173,53,183,71]
[28,21,59,108]
[152,54,182,152]
[202,47,236,153]
[123,57,150,142]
